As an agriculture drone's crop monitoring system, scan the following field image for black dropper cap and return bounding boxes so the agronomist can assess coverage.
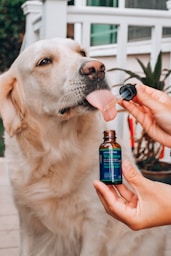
[119,84,137,101]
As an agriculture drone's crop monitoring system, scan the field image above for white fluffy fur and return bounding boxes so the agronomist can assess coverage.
[0,38,168,256]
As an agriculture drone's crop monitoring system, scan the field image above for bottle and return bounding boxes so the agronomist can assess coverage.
[99,130,122,185]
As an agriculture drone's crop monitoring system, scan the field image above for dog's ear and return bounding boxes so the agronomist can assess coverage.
[0,71,26,137]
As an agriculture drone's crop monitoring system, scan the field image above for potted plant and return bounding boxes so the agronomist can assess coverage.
[108,51,171,184]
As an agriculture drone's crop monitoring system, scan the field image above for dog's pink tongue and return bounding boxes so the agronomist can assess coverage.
[86,90,117,121]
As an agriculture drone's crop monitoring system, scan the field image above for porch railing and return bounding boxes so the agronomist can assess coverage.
[22,1,171,83]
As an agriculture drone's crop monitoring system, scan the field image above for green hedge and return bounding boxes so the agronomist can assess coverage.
[0,0,25,72]
[0,0,25,155]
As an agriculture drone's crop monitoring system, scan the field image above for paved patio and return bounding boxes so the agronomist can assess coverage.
[0,158,171,256]
[0,158,19,256]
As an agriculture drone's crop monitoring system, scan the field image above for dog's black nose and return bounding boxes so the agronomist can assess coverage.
[79,61,105,80]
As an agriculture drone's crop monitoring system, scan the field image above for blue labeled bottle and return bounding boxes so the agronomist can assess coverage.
[99,130,122,185]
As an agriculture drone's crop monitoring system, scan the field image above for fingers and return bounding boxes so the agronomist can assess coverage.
[136,84,170,103]
[121,159,157,200]
[93,181,119,204]
[121,84,166,114]
[93,160,141,207]
[121,100,147,125]
[93,174,138,210]
[115,184,138,208]
[124,84,168,115]
[93,182,122,219]
[93,180,140,228]
[94,181,129,217]
[122,159,145,188]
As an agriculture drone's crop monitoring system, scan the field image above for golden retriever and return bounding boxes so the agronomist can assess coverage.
[0,38,168,256]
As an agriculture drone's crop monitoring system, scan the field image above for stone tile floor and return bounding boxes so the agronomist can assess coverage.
[0,158,19,256]
[0,158,171,256]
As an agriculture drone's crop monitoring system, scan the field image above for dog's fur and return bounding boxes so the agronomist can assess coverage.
[0,38,168,256]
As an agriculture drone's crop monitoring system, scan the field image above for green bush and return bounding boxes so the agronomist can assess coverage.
[0,0,25,72]
[0,0,25,155]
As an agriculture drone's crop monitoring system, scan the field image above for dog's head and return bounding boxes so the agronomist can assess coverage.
[0,38,114,137]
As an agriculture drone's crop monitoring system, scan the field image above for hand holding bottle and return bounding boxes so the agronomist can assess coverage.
[94,159,171,230]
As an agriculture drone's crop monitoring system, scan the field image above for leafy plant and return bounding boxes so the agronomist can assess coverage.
[108,51,171,93]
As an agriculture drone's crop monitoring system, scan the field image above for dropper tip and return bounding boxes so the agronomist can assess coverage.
[119,84,137,101]
[103,84,137,112]
[103,99,116,111]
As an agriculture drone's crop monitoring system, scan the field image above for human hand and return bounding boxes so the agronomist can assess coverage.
[94,159,171,230]
[121,84,171,147]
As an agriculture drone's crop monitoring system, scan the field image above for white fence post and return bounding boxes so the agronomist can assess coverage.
[22,0,42,49]
[116,22,128,83]
[166,1,171,10]
[150,25,162,70]
[118,0,125,8]
[40,0,69,39]
[74,0,86,44]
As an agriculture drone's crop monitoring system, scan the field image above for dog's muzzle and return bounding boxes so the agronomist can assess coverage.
[58,60,110,116]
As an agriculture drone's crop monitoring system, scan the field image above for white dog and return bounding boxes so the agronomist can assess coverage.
[0,38,168,256]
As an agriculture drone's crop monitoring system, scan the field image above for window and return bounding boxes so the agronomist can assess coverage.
[67,0,171,45]
[126,0,170,41]
[90,24,118,46]
[87,0,118,7]
[87,0,118,46]
[125,0,167,10]
[68,0,74,5]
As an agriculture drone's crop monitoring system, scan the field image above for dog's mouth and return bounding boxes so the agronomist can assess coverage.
[58,98,93,115]
[86,89,117,121]
[58,89,117,121]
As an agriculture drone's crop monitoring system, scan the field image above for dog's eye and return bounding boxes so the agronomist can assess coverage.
[79,50,87,57]
[37,58,52,66]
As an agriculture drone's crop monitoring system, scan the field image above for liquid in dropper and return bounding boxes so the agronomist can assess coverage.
[104,84,137,111]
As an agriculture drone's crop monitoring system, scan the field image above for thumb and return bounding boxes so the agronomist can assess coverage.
[122,159,145,189]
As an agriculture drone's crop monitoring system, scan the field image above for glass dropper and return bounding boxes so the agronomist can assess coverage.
[104,84,137,111]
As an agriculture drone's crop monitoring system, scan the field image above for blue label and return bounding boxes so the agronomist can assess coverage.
[99,148,122,183]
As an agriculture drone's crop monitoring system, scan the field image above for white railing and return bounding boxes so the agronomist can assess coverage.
[22,1,171,83]
[67,6,171,82]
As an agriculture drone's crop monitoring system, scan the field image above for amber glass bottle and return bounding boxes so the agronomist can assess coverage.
[99,130,122,185]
